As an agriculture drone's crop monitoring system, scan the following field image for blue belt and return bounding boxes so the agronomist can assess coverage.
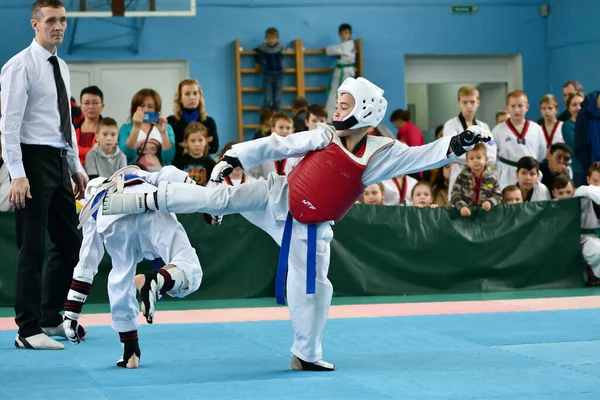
[275,212,317,305]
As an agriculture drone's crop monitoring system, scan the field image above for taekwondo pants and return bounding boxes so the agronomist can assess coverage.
[156,175,334,362]
[582,235,600,278]
[73,212,202,333]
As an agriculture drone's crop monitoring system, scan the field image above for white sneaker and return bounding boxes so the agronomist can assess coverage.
[15,333,64,350]
[43,322,88,339]
[42,324,66,338]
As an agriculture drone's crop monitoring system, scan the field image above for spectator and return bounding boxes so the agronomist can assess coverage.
[495,109,510,126]
[492,90,546,189]
[168,79,219,155]
[84,117,126,180]
[558,80,584,121]
[74,85,104,167]
[562,93,585,186]
[361,183,385,205]
[575,91,600,182]
[443,85,495,201]
[255,27,284,111]
[451,143,502,217]
[174,121,216,186]
[410,182,439,209]
[292,97,308,132]
[381,174,418,206]
[502,185,524,204]
[253,107,275,140]
[539,143,572,196]
[325,23,355,120]
[390,109,424,147]
[119,88,174,165]
[515,157,551,202]
[430,162,453,207]
[305,104,328,131]
[539,94,564,147]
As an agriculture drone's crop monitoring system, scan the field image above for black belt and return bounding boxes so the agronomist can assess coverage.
[21,144,69,157]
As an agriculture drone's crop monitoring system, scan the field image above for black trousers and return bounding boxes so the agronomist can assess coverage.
[14,144,82,337]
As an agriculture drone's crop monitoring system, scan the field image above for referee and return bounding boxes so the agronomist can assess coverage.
[0,0,87,350]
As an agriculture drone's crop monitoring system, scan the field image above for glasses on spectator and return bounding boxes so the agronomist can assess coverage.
[82,101,102,107]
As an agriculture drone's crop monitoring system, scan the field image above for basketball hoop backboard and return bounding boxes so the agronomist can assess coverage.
[65,0,195,18]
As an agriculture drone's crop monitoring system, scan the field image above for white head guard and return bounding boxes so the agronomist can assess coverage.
[332,77,388,130]
[77,166,142,228]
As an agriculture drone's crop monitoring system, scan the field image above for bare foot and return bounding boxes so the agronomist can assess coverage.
[134,274,145,291]
[125,353,140,369]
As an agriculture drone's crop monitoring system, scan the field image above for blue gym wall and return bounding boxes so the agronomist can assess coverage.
[0,0,597,150]
[547,0,600,101]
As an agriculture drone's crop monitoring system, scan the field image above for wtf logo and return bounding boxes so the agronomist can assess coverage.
[302,199,316,210]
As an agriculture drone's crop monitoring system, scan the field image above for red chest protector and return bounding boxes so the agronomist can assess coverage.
[287,132,394,224]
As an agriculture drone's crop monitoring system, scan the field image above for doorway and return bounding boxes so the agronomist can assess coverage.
[404,55,522,142]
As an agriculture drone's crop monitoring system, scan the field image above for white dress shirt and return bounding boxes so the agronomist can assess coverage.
[0,39,82,179]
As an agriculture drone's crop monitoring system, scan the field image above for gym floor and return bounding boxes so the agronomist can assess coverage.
[1,288,599,400]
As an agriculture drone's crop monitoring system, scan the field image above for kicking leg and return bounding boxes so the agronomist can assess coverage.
[134,212,203,323]
[103,179,270,216]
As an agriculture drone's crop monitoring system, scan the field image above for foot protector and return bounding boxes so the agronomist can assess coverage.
[116,333,141,369]
[136,270,172,324]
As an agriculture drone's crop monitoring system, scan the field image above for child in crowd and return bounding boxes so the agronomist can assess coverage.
[430,163,454,206]
[174,122,216,186]
[253,107,276,140]
[361,183,385,205]
[136,139,163,173]
[540,142,572,196]
[562,93,585,185]
[255,27,284,111]
[292,97,308,133]
[493,90,547,189]
[495,109,510,126]
[451,143,501,217]
[515,157,551,202]
[381,174,418,206]
[249,112,299,179]
[443,85,495,198]
[502,185,524,204]
[324,23,356,119]
[411,182,439,209]
[539,94,564,147]
[85,117,126,180]
[305,104,328,131]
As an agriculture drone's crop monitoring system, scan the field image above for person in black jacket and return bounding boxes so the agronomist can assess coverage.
[167,79,219,160]
[575,91,600,176]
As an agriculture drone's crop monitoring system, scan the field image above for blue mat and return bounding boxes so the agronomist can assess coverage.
[1,309,600,399]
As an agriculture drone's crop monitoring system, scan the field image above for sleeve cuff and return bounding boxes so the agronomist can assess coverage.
[68,156,85,175]
[7,163,26,179]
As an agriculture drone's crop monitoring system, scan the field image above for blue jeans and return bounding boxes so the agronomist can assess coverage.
[263,72,283,111]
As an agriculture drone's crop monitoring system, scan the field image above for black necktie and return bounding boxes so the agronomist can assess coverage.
[48,55,72,147]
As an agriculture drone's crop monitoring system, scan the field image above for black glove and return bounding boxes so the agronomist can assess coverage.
[211,154,243,182]
[449,125,490,157]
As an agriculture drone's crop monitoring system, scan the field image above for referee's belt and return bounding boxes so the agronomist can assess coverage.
[498,156,518,167]
[21,144,69,157]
